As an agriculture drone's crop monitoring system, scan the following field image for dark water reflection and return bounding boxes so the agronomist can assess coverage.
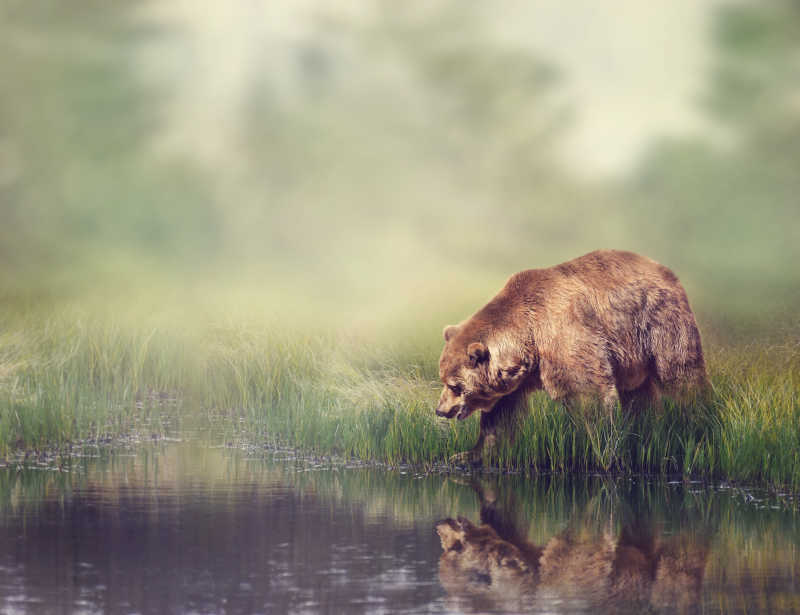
[0,443,798,614]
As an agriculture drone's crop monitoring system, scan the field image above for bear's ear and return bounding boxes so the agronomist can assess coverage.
[467,342,490,367]
[443,324,460,342]
[436,518,464,550]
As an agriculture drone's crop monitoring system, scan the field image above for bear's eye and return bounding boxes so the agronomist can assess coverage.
[448,384,462,396]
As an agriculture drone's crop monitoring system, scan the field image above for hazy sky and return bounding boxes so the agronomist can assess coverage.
[495,0,730,176]
[140,0,736,179]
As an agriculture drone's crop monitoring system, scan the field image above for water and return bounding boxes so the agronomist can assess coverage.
[1,443,798,614]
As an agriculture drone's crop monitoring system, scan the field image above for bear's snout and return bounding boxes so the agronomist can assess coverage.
[435,403,460,419]
[436,386,464,419]
[436,402,476,421]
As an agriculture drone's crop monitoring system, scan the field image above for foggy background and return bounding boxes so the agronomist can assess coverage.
[2,0,798,337]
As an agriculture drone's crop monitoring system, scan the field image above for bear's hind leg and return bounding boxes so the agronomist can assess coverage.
[654,358,710,407]
[619,377,660,412]
[649,315,710,406]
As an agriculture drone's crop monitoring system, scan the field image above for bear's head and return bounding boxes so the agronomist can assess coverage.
[436,517,537,607]
[436,323,532,421]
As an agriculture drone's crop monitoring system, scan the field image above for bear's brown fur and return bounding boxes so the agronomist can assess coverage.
[436,250,709,463]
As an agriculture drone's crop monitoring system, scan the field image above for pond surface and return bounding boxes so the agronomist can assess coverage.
[0,442,798,614]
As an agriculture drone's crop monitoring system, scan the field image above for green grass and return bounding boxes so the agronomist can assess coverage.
[1,302,799,489]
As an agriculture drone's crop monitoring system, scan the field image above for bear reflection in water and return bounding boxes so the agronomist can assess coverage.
[436,482,708,614]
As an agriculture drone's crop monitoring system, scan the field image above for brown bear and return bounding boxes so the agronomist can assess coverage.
[436,515,709,614]
[435,479,709,613]
[436,249,709,463]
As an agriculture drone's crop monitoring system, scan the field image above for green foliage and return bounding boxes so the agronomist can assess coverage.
[1,1,799,491]
[0,3,220,296]
[624,0,800,326]
[2,0,797,328]
[2,302,799,489]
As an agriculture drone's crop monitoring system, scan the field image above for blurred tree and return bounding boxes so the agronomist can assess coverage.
[236,0,597,282]
[625,0,800,327]
[0,2,220,297]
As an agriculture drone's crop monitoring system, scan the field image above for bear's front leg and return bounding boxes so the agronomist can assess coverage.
[449,390,527,466]
[449,420,497,466]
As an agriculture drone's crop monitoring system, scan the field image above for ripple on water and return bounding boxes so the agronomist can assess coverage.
[0,442,798,614]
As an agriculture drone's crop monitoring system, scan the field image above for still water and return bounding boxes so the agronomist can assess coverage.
[0,442,798,614]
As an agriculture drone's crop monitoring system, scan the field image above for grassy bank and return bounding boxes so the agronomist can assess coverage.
[1,301,799,489]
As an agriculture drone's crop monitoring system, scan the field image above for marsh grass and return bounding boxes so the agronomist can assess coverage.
[1,304,799,488]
